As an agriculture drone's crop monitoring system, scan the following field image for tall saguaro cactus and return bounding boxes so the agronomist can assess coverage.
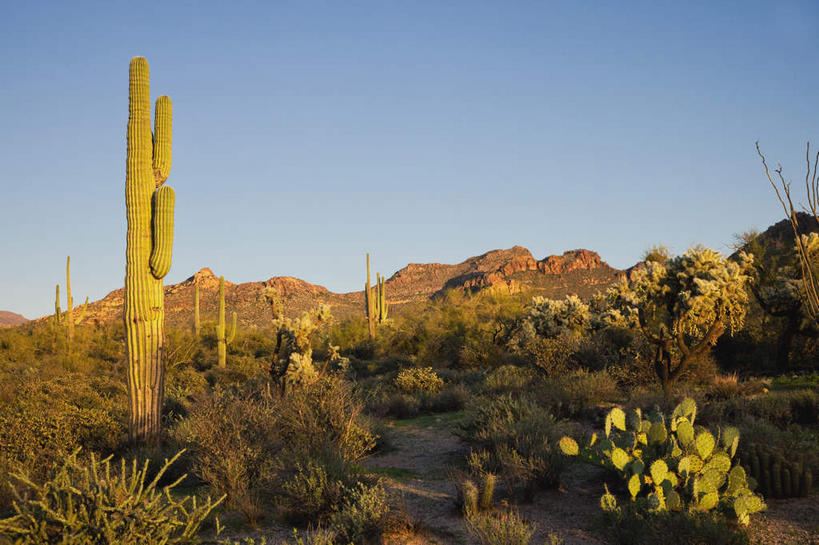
[124,57,175,444]
[375,272,388,323]
[216,275,236,367]
[365,253,375,340]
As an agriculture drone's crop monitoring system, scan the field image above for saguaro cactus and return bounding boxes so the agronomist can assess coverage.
[53,256,89,343]
[124,57,175,444]
[216,276,236,367]
[375,272,388,323]
[365,253,375,340]
[193,284,201,339]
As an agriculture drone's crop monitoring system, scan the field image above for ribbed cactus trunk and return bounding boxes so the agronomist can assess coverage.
[217,276,227,367]
[194,284,201,339]
[125,57,175,444]
[365,253,375,340]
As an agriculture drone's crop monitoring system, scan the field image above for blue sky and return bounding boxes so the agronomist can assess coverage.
[2,1,818,318]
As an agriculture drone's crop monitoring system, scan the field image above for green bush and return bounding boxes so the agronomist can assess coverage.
[395,366,444,394]
[0,374,127,509]
[175,376,376,524]
[281,456,357,524]
[174,389,279,524]
[330,481,390,544]
[0,450,222,544]
[600,502,750,545]
[465,510,536,545]
[461,394,569,498]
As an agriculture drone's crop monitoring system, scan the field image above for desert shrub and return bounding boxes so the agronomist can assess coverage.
[600,502,750,545]
[330,481,390,544]
[424,383,469,413]
[395,366,444,393]
[483,364,536,394]
[465,509,536,545]
[700,388,819,427]
[281,456,358,525]
[0,450,222,544]
[174,390,280,523]
[461,394,569,498]
[177,377,376,524]
[379,392,421,419]
[560,399,765,526]
[0,374,127,508]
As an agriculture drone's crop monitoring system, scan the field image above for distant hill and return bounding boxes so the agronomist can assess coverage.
[72,247,624,330]
[0,311,28,328]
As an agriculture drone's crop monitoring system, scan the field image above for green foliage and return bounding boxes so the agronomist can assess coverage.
[395,366,444,394]
[175,376,376,524]
[461,394,569,498]
[600,501,750,545]
[560,398,765,526]
[329,481,390,544]
[0,450,222,544]
[0,375,127,509]
[464,509,536,545]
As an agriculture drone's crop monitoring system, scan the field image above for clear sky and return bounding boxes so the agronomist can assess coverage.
[2,1,818,319]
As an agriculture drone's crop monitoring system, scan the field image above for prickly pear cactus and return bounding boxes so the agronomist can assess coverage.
[559,398,766,525]
[124,57,175,443]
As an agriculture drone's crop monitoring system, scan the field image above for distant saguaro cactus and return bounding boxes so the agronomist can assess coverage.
[216,276,236,367]
[124,56,175,444]
[365,253,375,339]
[193,284,201,339]
[53,256,89,344]
[375,272,388,323]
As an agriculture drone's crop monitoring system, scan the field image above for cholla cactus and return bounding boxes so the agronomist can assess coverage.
[559,398,765,526]
[270,304,331,395]
[601,247,752,394]
[525,295,591,338]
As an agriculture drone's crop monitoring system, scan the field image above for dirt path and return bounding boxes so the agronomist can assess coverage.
[365,414,605,545]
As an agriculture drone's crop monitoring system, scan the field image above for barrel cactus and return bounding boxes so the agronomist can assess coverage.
[742,445,813,498]
[559,398,765,525]
[124,56,175,443]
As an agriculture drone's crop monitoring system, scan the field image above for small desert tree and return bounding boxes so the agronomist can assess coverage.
[602,247,752,394]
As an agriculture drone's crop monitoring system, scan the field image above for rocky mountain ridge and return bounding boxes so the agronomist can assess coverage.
[63,246,623,329]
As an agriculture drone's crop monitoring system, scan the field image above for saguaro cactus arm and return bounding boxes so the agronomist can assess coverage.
[149,185,175,279]
[54,285,62,325]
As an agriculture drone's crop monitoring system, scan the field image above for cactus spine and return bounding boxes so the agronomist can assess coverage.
[365,253,375,340]
[216,276,236,367]
[193,284,201,339]
[124,57,175,444]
